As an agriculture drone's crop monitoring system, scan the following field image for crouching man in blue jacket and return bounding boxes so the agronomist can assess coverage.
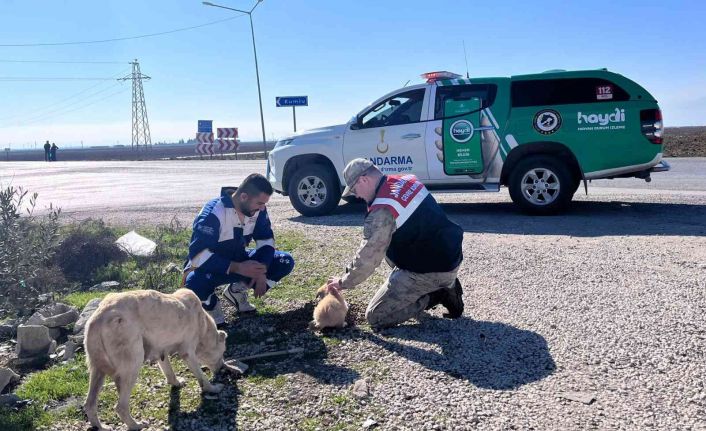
[183,173,295,326]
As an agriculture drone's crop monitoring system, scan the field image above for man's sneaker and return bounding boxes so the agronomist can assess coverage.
[206,300,225,326]
[440,278,464,318]
[224,282,256,313]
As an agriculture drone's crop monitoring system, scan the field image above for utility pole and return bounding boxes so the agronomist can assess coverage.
[202,1,268,158]
[119,59,152,150]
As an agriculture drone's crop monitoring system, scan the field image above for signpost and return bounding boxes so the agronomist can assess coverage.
[195,142,214,156]
[276,96,308,132]
[217,128,239,159]
[196,120,214,158]
[196,121,239,159]
[195,132,215,158]
[198,120,213,133]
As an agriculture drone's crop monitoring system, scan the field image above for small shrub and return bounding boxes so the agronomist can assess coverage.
[54,219,125,283]
[150,216,190,262]
[141,263,182,292]
[0,185,62,316]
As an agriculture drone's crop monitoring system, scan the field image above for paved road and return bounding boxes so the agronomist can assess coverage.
[1,158,704,225]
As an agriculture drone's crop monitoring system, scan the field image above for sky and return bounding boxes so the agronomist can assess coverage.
[0,0,704,149]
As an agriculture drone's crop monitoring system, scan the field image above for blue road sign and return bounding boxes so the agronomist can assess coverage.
[198,120,213,133]
[276,96,308,107]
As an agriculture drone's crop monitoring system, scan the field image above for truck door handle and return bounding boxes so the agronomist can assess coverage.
[401,133,421,140]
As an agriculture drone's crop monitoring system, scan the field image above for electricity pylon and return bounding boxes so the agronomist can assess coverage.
[119,59,151,150]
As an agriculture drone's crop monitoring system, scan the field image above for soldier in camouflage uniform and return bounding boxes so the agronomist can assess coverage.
[328,159,464,329]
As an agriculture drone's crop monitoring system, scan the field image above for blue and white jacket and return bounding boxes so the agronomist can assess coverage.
[186,188,275,274]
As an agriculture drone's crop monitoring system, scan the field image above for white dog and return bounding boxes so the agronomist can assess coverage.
[83,289,228,431]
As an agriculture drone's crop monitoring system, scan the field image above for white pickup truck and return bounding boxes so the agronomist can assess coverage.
[267,70,668,216]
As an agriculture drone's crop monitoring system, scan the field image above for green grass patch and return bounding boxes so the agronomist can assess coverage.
[322,336,343,347]
[249,297,282,316]
[245,374,287,389]
[15,359,89,404]
[0,404,49,431]
[299,417,322,431]
[261,232,337,307]
[274,230,306,254]
[6,352,221,430]
[14,224,380,430]
[63,228,310,304]
[92,259,138,284]
[331,393,351,406]
[61,291,111,310]
[0,357,91,430]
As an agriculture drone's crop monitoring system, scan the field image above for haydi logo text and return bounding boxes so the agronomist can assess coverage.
[577,108,625,126]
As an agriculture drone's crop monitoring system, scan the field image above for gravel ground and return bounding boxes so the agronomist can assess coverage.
[8,159,705,430]
[242,193,705,430]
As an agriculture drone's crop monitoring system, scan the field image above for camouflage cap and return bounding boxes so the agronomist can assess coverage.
[342,158,374,197]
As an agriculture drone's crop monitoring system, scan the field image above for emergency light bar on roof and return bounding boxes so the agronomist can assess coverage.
[421,71,462,83]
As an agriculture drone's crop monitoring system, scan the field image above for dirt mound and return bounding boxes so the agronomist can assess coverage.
[663,127,706,157]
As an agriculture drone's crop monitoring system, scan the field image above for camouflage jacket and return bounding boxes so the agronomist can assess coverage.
[340,207,396,289]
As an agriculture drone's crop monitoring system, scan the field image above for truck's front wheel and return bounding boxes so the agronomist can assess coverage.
[287,165,341,216]
[508,155,573,215]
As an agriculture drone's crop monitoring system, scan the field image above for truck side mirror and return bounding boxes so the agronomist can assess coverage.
[350,116,362,130]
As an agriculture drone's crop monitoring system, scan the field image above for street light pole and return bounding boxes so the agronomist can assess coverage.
[248,12,268,159]
[202,1,268,158]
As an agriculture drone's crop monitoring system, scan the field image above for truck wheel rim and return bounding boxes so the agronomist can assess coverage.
[297,175,327,207]
[521,168,560,206]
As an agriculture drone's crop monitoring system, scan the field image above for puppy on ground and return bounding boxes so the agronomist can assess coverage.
[83,289,228,431]
[309,284,349,331]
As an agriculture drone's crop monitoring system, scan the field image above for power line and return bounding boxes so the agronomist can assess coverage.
[0,60,126,64]
[0,77,121,81]
[24,88,130,126]
[0,88,130,128]
[0,15,245,47]
[0,67,130,122]
[8,82,125,125]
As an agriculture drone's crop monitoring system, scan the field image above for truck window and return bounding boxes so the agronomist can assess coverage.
[359,89,425,128]
[434,84,497,119]
[511,78,630,107]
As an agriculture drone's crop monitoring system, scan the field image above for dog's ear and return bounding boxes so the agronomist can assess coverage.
[218,330,227,342]
[316,285,327,299]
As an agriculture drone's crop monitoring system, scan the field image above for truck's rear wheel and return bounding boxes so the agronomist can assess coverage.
[287,165,341,216]
[508,155,573,215]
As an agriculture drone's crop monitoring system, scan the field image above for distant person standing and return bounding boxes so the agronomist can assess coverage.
[50,143,58,161]
[43,140,51,162]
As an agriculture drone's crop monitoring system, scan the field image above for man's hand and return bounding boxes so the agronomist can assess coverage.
[229,260,266,278]
[250,275,268,298]
[327,277,342,292]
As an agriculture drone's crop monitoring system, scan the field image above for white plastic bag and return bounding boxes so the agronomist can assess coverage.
[115,230,157,257]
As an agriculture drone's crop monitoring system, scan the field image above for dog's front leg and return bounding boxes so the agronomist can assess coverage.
[184,352,223,393]
[158,356,185,388]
